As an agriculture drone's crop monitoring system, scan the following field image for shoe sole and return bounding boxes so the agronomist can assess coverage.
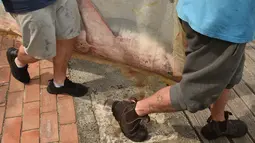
[202,128,248,140]
[205,134,246,141]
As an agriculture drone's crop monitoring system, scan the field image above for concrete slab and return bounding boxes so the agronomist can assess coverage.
[69,56,199,143]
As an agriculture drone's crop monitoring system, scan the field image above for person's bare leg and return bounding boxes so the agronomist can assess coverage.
[53,38,75,85]
[134,87,229,118]
[210,89,229,121]
[16,45,38,66]
[47,37,88,97]
[135,86,175,116]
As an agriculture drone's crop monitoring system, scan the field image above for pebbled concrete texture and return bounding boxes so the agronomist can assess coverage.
[69,54,199,143]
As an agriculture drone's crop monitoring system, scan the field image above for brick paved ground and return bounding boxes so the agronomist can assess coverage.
[0,35,79,143]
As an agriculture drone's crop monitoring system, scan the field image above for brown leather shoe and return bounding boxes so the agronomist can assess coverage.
[112,98,150,142]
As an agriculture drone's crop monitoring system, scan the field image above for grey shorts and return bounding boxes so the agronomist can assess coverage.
[12,0,81,59]
[170,20,246,113]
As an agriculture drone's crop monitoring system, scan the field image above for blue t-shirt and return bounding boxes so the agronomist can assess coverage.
[2,0,56,13]
[177,0,255,43]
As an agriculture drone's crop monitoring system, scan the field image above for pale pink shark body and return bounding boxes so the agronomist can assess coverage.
[0,0,186,81]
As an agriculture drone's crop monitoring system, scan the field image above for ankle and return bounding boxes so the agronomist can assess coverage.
[135,101,148,116]
[53,80,64,87]
[15,58,26,68]
[211,114,225,122]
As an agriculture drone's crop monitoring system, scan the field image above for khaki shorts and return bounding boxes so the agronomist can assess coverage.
[170,20,246,113]
[12,0,81,59]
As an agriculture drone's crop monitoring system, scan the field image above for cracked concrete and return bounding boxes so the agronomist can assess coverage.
[69,54,199,143]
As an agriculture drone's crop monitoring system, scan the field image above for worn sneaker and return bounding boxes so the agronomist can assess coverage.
[201,111,248,140]
[47,78,88,97]
[6,47,30,84]
[112,98,150,142]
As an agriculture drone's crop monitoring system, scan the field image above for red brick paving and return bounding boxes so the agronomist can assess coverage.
[0,37,79,143]
[23,102,40,131]
[6,91,23,118]
[0,49,8,67]
[0,36,2,47]
[2,117,22,143]
[57,94,69,99]
[21,130,40,143]
[9,75,24,93]
[40,67,53,89]
[0,85,8,105]
[40,60,53,69]
[1,36,14,50]
[58,96,76,124]
[28,62,40,79]
[24,79,40,103]
[0,67,10,85]
[60,123,79,143]
[41,89,57,113]
[40,111,59,143]
[0,107,5,134]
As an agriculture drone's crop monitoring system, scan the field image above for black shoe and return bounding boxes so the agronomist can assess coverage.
[201,111,248,140]
[47,78,88,97]
[6,47,30,84]
[112,98,150,142]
